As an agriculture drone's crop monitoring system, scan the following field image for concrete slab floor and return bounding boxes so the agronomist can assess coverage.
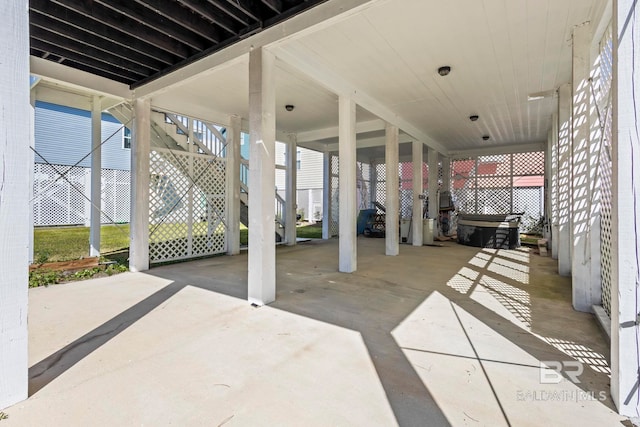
[3,237,626,426]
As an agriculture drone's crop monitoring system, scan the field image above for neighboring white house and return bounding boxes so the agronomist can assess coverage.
[274,143,324,222]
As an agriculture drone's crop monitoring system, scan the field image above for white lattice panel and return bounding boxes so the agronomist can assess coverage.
[451,153,545,233]
[33,164,89,226]
[330,153,339,237]
[149,148,227,263]
[356,161,371,210]
[399,162,414,218]
[597,25,614,317]
[101,169,131,224]
[374,162,387,212]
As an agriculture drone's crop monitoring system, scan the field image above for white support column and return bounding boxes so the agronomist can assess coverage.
[285,134,297,245]
[412,140,424,246]
[226,115,241,255]
[0,0,29,409]
[370,160,377,208]
[571,22,600,312]
[339,96,357,272]
[557,83,572,276]
[385,123,399,256]
[442,156,451,192]
[551,112,560,260]
[29,87,36,264]
[186,119,195,256]
[90,95,102,257]
[611,0,640,416]
[129,98,151,272]
[544,128,553,242]
[322,150,331,239]
[248,47,276,305]
[428,148,439,220]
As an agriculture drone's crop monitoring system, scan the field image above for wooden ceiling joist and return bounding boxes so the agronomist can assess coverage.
[29,0,324,86]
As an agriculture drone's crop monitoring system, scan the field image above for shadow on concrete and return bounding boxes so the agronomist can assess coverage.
[29,282,186,395]
[29,238,615,425]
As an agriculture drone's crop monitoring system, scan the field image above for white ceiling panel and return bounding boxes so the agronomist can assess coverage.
[145,0,606,153]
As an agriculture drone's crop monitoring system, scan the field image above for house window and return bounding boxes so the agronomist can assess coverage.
[123,127,131,149]
[296,150,301,170]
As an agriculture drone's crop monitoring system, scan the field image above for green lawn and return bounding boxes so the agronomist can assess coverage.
[34,222,323,263]
[34,224,131,263]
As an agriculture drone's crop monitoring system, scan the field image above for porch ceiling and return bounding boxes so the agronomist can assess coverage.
[30,0,606,154]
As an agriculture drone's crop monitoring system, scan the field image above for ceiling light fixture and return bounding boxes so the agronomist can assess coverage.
[527,89,556,101]
[437,66,451,76]
[285,104,295,112]
[482,135,490,141]
[469,115,479,122]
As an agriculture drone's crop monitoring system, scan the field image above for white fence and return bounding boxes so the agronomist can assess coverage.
[33,163,131,226]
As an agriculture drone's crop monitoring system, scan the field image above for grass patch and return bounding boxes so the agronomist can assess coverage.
[296,222,322,238]
[34,221,323,269]
[34,224,130,263]
[28,264,128,288]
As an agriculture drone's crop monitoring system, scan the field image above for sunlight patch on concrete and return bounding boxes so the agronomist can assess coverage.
[392,291,621,427]
[446,267,479,294]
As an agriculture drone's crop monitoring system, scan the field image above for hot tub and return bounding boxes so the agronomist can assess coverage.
[457,213,521,249]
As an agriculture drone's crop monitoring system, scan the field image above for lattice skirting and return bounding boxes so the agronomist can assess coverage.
[33,163,131,226]
[149,148,227,263]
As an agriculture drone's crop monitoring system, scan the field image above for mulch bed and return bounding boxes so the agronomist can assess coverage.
[29,257,100,273]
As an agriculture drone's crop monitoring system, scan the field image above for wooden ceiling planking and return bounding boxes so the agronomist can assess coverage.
[29,0,323,86]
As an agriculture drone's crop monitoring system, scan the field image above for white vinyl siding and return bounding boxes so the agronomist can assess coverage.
[34,101,131,171]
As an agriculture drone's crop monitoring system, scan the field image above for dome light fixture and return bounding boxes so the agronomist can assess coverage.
[437,66,451,76]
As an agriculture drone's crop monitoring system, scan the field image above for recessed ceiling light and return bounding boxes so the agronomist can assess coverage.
[469,115,479,122]
[437,66,451,76]
[285,104,295,111]
[482,135,490,141]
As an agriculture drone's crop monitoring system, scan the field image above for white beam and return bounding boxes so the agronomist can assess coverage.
[248,48,277,305]
[0,0,29,410]
[550,112,560,260]
[412,140,424,246]
[557,83,572,276]
[297,119,385,143]
[571,22,600,312]
[34,84,93,111]
[226,115,242,255]
[90,95,102,257]
[30,56,131,99]
[273,46,449,155]
[285,134,298,245]
[448,142,546,158]
[322,132,415,153]
[129,98,151,272]
[385,124,399,256]
[611,0,640,416]
[428,148,439,220]
[339,96,357,272]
